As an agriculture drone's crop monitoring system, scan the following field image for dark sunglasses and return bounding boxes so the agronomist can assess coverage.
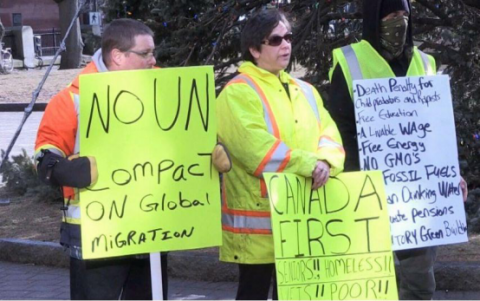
[263,33,293,46]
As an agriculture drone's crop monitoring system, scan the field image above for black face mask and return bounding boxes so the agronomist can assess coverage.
[379,15,409,60]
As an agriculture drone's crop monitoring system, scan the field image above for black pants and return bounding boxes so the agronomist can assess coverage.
[236,263,278,300]
[70,254,168,300]
[396,247,437,300]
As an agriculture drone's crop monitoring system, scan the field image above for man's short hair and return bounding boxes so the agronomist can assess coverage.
[102,18,154,66]
[241,9,291,63]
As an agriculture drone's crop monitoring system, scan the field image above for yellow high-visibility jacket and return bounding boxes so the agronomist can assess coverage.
[216,62,345,264]
[330,40,437,97]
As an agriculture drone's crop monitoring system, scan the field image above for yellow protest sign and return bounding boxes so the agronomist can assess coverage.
[265,172,398,300]
[79,66,221,259]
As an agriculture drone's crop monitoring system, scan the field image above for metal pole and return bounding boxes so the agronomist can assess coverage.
[150,253,164,300]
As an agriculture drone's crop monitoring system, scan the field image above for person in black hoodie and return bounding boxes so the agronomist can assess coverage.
[326,0,468,299]
[328,0,421,172]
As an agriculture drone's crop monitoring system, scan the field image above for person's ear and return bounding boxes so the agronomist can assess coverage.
[110,48,124,67]
[249,47,261,61]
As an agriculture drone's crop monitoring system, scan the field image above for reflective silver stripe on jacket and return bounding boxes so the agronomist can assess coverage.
[67,204,81,220]
[34,147,65,161]
[318,137,342,149]
[263,142,290,173]
[67,95,81,220]
[293,79,320,123]
[222,212,272,231]
[341,45,364,81]
[418,50,433,75]
[233,74,277,137]
[73,93,81,154]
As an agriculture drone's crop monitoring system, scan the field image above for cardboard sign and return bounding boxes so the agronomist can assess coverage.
[79,67,221,259]
[353,75,468,250]
[265,172,398,300]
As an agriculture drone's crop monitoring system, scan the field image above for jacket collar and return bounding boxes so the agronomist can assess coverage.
[238,61,292,84]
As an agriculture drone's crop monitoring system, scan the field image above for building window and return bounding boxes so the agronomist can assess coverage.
[12,13,22,26]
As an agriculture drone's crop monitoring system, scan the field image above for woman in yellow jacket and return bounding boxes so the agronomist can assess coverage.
[216,9,345,300]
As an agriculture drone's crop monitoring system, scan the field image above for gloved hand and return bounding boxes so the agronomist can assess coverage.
[37,149,98,188]
[212,143,232,173]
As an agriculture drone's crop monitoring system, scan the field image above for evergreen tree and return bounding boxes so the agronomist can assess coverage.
[104,0,274,84]
[102,0,480,188]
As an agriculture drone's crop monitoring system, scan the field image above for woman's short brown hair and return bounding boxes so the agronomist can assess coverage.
[241,9,291,63]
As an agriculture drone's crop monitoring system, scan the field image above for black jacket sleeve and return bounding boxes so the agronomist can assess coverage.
[326,65,360,171]
[37,150,92,188]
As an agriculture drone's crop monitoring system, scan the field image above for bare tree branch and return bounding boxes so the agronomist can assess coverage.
[205,19,229,65]
[463,0,480,10]
[413,17,451,27]
[415,0,452,22]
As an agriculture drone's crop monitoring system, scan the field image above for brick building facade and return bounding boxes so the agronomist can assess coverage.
[0,0,60,32]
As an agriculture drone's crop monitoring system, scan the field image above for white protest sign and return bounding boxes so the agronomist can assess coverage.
[353,75,468,250]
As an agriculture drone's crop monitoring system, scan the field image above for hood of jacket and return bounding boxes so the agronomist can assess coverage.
[69,49,108,93]
[362,0,414,54]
